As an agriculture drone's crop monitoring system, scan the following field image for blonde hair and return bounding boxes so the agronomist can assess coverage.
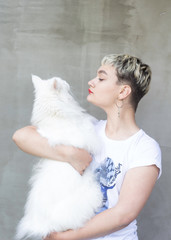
[101,54,152,111]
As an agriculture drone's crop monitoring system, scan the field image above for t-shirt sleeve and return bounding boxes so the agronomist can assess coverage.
[128,136,162,179]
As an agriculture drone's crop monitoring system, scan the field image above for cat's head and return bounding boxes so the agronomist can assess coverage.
[32,75,71,97]
[32,75,75,107]
[31,75,75,118]
[31,75,82,124]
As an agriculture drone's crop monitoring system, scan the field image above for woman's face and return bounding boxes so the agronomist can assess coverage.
[87,64,122,111]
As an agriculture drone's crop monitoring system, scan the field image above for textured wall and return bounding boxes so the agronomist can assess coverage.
[0,0,170,239]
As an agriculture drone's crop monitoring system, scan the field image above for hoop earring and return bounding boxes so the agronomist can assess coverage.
[115,100,123,117]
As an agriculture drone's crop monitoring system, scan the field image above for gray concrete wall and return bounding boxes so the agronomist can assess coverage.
[0,0,170,239]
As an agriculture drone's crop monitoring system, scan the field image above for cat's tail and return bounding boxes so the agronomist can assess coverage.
[15,217,46,240]
[15,218,32,240]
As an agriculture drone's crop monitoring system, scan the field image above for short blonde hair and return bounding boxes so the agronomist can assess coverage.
[101,54,152,111]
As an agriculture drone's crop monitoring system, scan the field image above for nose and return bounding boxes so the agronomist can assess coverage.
[88,78,96,87]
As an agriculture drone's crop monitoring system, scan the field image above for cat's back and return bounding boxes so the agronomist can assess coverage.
[37,111,99,153]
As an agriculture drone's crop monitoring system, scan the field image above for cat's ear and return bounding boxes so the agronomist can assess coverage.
[32,75,42,89]
[51,77,61,91]
[52,77,70,92]
[53,78,58,90]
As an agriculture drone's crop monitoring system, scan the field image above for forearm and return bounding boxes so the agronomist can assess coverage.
[70,166,159,240]
[12,126,68,162]
[49,206,131,240]
[12,126,92,173]
[72,206,129,240]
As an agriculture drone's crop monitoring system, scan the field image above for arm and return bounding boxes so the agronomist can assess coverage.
[12,126,92,174]
[44,165,159,240]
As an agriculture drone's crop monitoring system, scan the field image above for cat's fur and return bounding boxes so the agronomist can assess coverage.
[16,75,102,240]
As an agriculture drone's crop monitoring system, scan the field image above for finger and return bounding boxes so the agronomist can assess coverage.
[81,168,86,175]
[43,235,50,240]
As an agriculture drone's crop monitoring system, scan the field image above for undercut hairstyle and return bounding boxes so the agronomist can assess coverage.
[101,54,152,111]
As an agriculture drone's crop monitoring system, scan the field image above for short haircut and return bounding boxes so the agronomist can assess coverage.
[101,54,152,111]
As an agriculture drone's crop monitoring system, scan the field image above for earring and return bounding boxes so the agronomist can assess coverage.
[115,100,123,117]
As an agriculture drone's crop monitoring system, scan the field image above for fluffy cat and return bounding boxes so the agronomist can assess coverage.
[16,75,102,240]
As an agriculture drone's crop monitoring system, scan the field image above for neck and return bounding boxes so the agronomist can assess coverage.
[105,105,140,140]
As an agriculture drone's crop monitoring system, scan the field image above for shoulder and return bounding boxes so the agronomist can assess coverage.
[135,130,161,154]
[128,130,162,178]
[93,120,107,138]
[94,119,106,130]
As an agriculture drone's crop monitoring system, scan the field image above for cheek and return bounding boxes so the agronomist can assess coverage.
[101,93,115,106]
[87,88,115,107]
[100,86,115,101]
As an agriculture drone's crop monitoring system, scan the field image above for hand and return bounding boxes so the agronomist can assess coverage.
[44,232,59,240]
[64,147,92,175]
[43,230,79,240]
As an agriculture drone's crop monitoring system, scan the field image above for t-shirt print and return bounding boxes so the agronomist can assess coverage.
[95,157,122,212]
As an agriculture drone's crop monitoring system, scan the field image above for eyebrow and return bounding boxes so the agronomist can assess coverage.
[97,70,108,75]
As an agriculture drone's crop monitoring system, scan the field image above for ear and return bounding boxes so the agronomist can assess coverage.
[50,77,65,92]
[53,78,59,90]
[32,75,42,89]
[50,77,59,90]
[118,85,132,100]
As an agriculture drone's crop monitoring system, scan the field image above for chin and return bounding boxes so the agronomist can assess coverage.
[87,95,96,105]
[87,96,99,108]
[87,95,92,102]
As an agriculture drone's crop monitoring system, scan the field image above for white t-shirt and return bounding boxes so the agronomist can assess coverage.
[90,120,162,240]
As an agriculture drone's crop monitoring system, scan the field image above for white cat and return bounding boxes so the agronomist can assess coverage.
[16,75,102,240]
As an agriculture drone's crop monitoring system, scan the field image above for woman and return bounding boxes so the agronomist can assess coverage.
[13,54,161,240]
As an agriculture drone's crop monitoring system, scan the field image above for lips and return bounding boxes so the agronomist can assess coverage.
[88,89,93,94]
